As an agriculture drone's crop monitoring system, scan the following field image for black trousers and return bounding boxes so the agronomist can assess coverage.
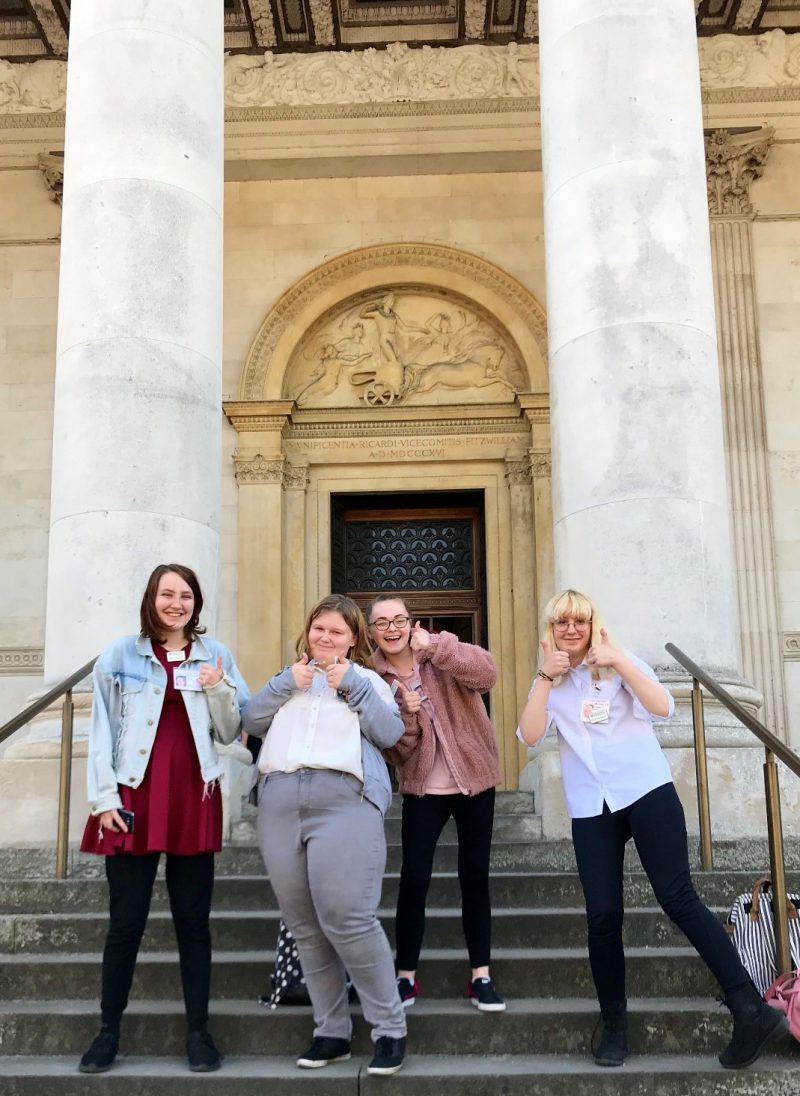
[100,852,215,1032]
[571,782,748,1009]
[395,788,495,971]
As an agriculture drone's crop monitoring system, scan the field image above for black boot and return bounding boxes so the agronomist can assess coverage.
[592,1000,628,1067]
[719,982,788,1068]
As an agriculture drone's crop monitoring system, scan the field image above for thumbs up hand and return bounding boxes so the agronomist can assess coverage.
[199,655,225,689]
[291,652,315,690]
[409,621,431,652]
[395,679,423,714]
[587,628,618,669]
[540,637,569,680]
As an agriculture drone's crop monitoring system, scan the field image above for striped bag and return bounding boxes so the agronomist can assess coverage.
[726,877,800,996]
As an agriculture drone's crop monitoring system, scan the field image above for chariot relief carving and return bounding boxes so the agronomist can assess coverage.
[286,289,526,408]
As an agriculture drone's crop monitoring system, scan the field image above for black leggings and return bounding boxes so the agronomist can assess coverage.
[395,788,495,971]
[100,852,215,1031]
[571,782,748,1008]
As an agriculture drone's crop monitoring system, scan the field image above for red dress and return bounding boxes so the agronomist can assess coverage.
[80,644,223,856]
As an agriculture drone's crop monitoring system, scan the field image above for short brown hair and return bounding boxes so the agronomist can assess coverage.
[296,594,372,665]
[140,563,206,644]
[364,594,410,627]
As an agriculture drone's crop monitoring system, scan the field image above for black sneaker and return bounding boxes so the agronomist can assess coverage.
[368,1035,406,1076]
[186,1029,222,1072]
[396,976,420,1007]
[296,1036,352,1069]
[78,1026,119,1074]
[467,976,506,1012]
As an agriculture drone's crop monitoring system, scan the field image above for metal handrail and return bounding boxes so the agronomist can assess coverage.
[666,642,799,976]
[0,656,97,878]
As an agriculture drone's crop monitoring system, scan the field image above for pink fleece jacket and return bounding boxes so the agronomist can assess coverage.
[372,631,501,797]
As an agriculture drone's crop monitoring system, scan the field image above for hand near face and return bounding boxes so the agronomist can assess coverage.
[540,637,570,679]
[199,655,224,689]
[292,652,315,690]
[325,657,349,692]
[409,621,431,652]
[396,679,422,714]
[586,628,618,669]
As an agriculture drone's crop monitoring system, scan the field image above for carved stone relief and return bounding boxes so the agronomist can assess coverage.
[705,127,773,216]
[698,30,800,89]
[285,288,526,409]
[233,453,285,483]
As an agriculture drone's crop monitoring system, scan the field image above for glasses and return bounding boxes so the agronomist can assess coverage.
[553,618,591,632]
[369,615,410,631]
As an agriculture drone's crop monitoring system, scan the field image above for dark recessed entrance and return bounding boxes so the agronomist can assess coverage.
[330,490,487,648]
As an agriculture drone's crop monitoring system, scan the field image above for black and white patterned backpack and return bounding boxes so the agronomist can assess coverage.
[259,920,311,1008]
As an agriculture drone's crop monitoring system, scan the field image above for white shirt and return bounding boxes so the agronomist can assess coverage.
[258,664,393,781]
[517,652,675,819]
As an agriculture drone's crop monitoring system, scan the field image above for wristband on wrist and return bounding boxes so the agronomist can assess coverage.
[537,669,554,683]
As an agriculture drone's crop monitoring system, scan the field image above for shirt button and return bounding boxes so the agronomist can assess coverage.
[139,748,147,755]
[147,719,154,726]
[128,776,136,783]
[154,688,161,695]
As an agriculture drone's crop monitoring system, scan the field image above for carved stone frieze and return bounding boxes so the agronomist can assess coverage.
[308,0,336,47]
[529,452,551,478]
[698,30,800,89]
[0,57,66,113]
[248,0,278,47]
[705,127,774,216]
[233,452,285,483]
[0,647,44,675]
[37,150,63,203]
[27,0,68,57]
[505,455,532,486]
[464,0,487,39]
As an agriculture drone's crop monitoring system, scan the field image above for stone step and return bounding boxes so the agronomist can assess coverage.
[0,906,728,954]
[1,870,795,915]
[1,998,798,1060]
[0,948,723,1000]
[0,1054,797,1095]
[233,811,544,845]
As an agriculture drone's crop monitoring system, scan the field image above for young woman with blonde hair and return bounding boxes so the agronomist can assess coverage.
[518,589,786,1070]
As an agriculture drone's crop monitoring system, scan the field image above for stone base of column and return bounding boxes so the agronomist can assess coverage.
[519,693,800,841]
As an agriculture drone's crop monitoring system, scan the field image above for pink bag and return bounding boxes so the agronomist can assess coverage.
[765,971,800,1041]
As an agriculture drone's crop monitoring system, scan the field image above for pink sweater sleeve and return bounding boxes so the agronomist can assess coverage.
[419,631,497,693]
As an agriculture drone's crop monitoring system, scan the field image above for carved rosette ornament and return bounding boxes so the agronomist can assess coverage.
[705,127,774,216]
[529,452,551,479]
[233,453,285,484]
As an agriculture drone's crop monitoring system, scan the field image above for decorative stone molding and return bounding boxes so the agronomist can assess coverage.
[240,243,548,402]
[505,455,532,486]
[283,462,309,490]
[529,452,551,478]
[786,634,800,661]
[37,150,62,203]
[308,0,336,47]
[233,452,285,484]
[248,0,277,47]
[28,0,68,57]
[705,127,774,216]
[0,57,66,113]
[698,30,800,89]
[0,648,43,675]
[464,0,486,39]
[735,1,769,31]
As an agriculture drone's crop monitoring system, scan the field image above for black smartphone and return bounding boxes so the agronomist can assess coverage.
[118,808,135,834]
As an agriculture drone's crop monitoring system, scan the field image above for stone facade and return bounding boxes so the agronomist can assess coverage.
[1,25,800,841]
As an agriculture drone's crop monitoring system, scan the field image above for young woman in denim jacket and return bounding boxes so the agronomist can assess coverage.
[78,563,249,1076]
[517,588,787,1070]
[243,594,408,1077]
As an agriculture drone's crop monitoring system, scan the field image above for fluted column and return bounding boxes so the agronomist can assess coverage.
[44,1,225,678]
[282,461,309,664]
[706,127,787,739]
[538,0,738,677]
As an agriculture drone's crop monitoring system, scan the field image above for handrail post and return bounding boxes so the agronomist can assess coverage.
[764,750,792,976]
[55,689,75,880]
[691,678,714,870]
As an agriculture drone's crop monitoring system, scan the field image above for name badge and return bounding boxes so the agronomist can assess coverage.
[166,650,184,663]
[175,667,202,691]
[580,698,610,725]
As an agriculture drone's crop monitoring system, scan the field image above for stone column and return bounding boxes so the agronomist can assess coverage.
[705,127,787,741]
[538,0,738,676]
[282,461,309,665]
[44,1,225,679]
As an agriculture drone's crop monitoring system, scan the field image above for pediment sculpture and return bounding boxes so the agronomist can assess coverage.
[284,290,527,408]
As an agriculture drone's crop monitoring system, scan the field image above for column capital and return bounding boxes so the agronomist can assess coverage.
[705,126,774,217]
[283,461,309,491]
[37,151,63,205]
[233,452,285,484]
[529,452,551,479]
[505,453,532,487]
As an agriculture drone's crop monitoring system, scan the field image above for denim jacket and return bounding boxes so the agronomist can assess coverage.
[87,634,250,815]
[242,663,402,816]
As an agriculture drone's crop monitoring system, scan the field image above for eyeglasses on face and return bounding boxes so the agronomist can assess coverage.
[553,618,591,631]
[369,615,410,631]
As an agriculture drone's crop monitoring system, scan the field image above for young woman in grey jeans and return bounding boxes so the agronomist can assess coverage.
[243,594,408,1076]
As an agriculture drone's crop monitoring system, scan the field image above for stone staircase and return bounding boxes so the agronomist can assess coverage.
[0,792,798,1094]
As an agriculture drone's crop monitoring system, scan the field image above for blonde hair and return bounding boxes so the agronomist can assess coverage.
[541,589,615,684]
[295,594,373,666]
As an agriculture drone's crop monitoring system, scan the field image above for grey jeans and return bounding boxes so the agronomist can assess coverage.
[257,768,407,1042]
